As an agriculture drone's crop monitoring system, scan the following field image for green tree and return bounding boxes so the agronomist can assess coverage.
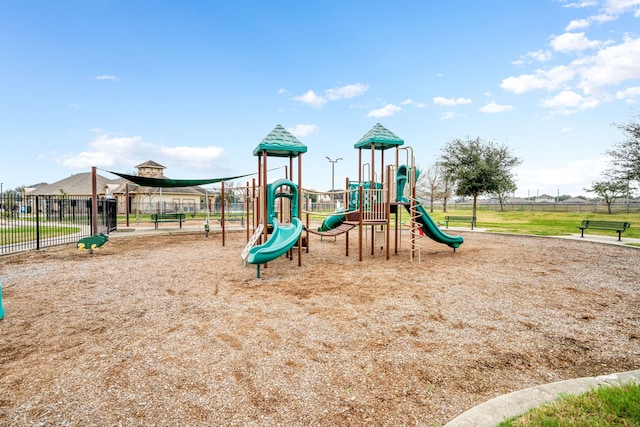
[585,178,632,214]
[606,113,640,182]
[439,137,522,225]
[491,179,517,212]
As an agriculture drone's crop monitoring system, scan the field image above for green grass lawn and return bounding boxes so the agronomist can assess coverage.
[426,209,640,239]
[120,209,640,239]
[0,225,81,245]
[498,382,640,426]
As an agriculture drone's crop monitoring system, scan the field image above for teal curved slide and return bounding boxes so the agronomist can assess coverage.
[402,201,463,250]
[396,165,463,250]
[318,210,345,231]
[247,217,303,265]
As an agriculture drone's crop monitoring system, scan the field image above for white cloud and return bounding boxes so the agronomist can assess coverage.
[293,89,327,108]
[158,146,225,169]
[401,98,427,108]
[501,65,576,94]
[566,19,591,30]
[539,89,600,113]
[440,111,456,120]
[512,50,553,66]
[578,35,640,94]
[550,32,604,53]
[615,86,640,103]
[603,0,640,15]
[288,124,319,137]
[479,102,514,113]
[514,157,608,197]
[432,96,472,106]
[561,127,574,133]
[293,83,369,108]
[562,1,598,8]
[277,88,288,95]
[58,134,225,173]
[325,83,368,100]
[502,31,640,106]
[367,104,401,118]
[94,75,118,81]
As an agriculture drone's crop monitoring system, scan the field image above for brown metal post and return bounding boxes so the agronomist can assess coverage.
[305,196,310,254]
[245,181,250,242]
[125,183,130,228]
[262,151,268,257]
[252,178,257,234]
[297,154,302,267]
[386,166,391,260]
[359,185,363,262]
[221,180,226,246]
[345,177,349,257]
[91,167,98,235]
[370,143,375,256]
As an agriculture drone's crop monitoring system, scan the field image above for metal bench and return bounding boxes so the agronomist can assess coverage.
[577,220,631,241]
[443,215,476,230]
[151,213,185,229]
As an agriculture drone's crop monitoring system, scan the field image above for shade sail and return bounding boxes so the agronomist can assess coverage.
[106,170,257,188]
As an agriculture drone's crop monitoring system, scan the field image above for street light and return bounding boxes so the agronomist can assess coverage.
[325,156,342,192]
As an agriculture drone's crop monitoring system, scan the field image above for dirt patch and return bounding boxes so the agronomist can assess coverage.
[0,230,638,425]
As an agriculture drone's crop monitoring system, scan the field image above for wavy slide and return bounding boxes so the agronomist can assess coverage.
[247,217,303,265]
[400,199,464,250]
[396,165,463,250]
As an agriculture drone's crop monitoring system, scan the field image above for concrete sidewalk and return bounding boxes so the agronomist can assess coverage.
[444,370,640,426]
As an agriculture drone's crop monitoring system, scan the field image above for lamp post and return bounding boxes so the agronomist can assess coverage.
[325,156,342,192]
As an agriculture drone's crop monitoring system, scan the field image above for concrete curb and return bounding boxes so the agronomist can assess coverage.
[444,369,640,426]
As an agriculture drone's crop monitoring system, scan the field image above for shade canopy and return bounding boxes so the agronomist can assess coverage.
[354,123,404,150]
[253,124,308,158]
[106,170,256,188]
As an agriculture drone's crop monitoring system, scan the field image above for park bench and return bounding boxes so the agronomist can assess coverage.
[151,213,185,229]
[577,220,631,241]
[443,215,476,230]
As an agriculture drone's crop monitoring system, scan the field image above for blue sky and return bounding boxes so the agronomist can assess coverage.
[2,0,639,198]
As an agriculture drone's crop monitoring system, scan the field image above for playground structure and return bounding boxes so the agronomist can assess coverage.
[241,123,464,276]
[94,123,463,277]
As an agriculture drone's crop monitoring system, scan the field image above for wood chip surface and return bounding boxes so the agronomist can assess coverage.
[1,229,638,426]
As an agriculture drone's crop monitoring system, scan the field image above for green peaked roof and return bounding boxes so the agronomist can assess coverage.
[253,124,308,157]
[354,123,404,150]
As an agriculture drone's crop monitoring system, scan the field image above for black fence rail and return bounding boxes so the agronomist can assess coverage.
[0,194,117,255]
[449,200,640,214]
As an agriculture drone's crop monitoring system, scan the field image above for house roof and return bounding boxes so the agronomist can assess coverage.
[253,124,308,157]
[354,123,404,150]
[27,172,122,196]
[135,160,166,169]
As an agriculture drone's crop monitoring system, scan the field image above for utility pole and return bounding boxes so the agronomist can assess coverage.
[325,156,342,191]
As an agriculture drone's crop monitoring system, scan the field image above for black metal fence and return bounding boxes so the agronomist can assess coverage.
[0,194,117,255]
[448,200,640,214]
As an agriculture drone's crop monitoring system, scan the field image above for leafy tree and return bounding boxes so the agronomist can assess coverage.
[606,113,640,182]
[438,174,454,213]
[491,179,517,211]
[415,164,440,212]
[415,163,454,212]
[439,137,522,225]
[585,177,633,214]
